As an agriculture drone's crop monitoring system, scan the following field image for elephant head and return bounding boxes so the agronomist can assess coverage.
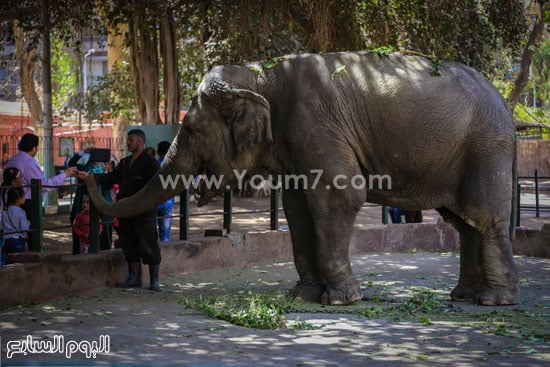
[85,67,273,217]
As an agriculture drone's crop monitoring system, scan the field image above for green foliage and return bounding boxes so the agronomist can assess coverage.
[358,0,526,75]
[532,39,550,106]
[431,58,442,76]
[514,104,550,125]
[330,65,347,80]
[291,317,324,330]
[394,287,460,315]
[51,37,79,114]
[493,78,550,125]
[86,61,138,123]
[177,284,549,344]
[370,45,394,56]
[264,56,286,69]
[181,293,292,330]
[479,310,550,342]
[249,64,265,78]
[362,306,384,318]
[0,1,103,50]
[1,0,534,120]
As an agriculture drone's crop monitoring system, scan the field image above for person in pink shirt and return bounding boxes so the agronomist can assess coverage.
[5,133,77,250]
[5,133,77,218]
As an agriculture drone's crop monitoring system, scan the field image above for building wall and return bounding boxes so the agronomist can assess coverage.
[517,140,550,177]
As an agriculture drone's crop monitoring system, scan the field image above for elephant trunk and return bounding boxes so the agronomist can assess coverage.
[83,173,183,218]
[84,129,197,218]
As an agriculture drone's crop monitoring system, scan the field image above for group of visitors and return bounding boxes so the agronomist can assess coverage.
[0,134,77,264]
[67,143,115,254]
[0,130,174,292]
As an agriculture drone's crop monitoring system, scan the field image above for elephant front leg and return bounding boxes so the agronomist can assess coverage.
[283,188,326,302]
[306,187,364,306]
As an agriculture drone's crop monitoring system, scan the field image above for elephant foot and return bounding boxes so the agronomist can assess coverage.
[289,280,326,303]
[474,286,520,306]
[450,283,483,302]
[320,280,363,306]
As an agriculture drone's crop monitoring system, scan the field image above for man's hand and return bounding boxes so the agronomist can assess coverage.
[76,171,90,180]
[64,166,77,177]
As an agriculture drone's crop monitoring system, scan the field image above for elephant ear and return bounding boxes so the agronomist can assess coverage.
[226,89,272,153]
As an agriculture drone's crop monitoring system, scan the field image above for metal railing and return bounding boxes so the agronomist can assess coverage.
[5,170,547,254]
[21,181,287,253]
[516,169,550,226]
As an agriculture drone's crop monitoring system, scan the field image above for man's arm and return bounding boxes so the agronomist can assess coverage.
[26,160,76,190]
[96,164,121,186]
[80,160,122,186]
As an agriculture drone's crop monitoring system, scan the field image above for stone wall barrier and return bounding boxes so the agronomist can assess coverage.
[0,221,547,307]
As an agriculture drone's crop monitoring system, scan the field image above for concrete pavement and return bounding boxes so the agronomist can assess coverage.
[1,252,548,366]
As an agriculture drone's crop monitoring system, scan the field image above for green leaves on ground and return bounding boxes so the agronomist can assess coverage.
[181,288,548,342]
[395,287,460,315]
[181,293,291,329]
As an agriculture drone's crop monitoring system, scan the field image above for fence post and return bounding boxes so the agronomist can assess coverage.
[30,179,43,252]
[180,190,189,241]
[516,182,521,227]
[382,205,388,224]
[88,202,100,253]
[270,180,279,230]
[223,190,233,233]
[534,169,540,218]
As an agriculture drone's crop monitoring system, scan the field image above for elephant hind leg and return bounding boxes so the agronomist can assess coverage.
[437,206,519,306]
[437,207,484,301]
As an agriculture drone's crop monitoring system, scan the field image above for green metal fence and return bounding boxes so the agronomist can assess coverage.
[8,170,548,254]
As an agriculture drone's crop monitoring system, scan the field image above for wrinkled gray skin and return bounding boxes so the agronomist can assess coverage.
[85,52,518,306]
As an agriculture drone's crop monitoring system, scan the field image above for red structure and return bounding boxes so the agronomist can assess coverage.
[0,102,116,169]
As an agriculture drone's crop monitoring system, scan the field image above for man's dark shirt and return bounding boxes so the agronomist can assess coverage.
[98,150,159,201]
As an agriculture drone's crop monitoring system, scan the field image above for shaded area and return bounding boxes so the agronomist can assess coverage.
[0,253,548,366]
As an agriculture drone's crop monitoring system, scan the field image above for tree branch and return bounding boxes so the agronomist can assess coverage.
[508,1,547,112]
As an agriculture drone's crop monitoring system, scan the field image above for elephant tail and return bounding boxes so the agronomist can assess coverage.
[509,136,517,241]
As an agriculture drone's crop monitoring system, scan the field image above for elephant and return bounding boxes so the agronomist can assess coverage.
[85,51,519,306]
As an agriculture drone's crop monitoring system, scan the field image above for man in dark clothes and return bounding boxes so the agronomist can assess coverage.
[79,129,161,291]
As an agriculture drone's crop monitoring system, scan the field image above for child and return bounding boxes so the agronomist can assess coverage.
[72,196,102,254]
[1,187,28,265]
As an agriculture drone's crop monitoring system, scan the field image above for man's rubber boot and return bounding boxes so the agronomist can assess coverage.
[149,264,160,292]
[116,262,142,288]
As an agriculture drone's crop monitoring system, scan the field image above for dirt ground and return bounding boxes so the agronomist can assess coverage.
[0,252,548,366]
[1,194,548,366]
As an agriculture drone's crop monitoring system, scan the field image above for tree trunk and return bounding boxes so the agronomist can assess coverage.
[159,9,180,124]
[107,24,130,155]
[107,24,127,69]
[41,0,58,207]
[508,1,547,112]
[13,20,43,127]
[128,6,161,125]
